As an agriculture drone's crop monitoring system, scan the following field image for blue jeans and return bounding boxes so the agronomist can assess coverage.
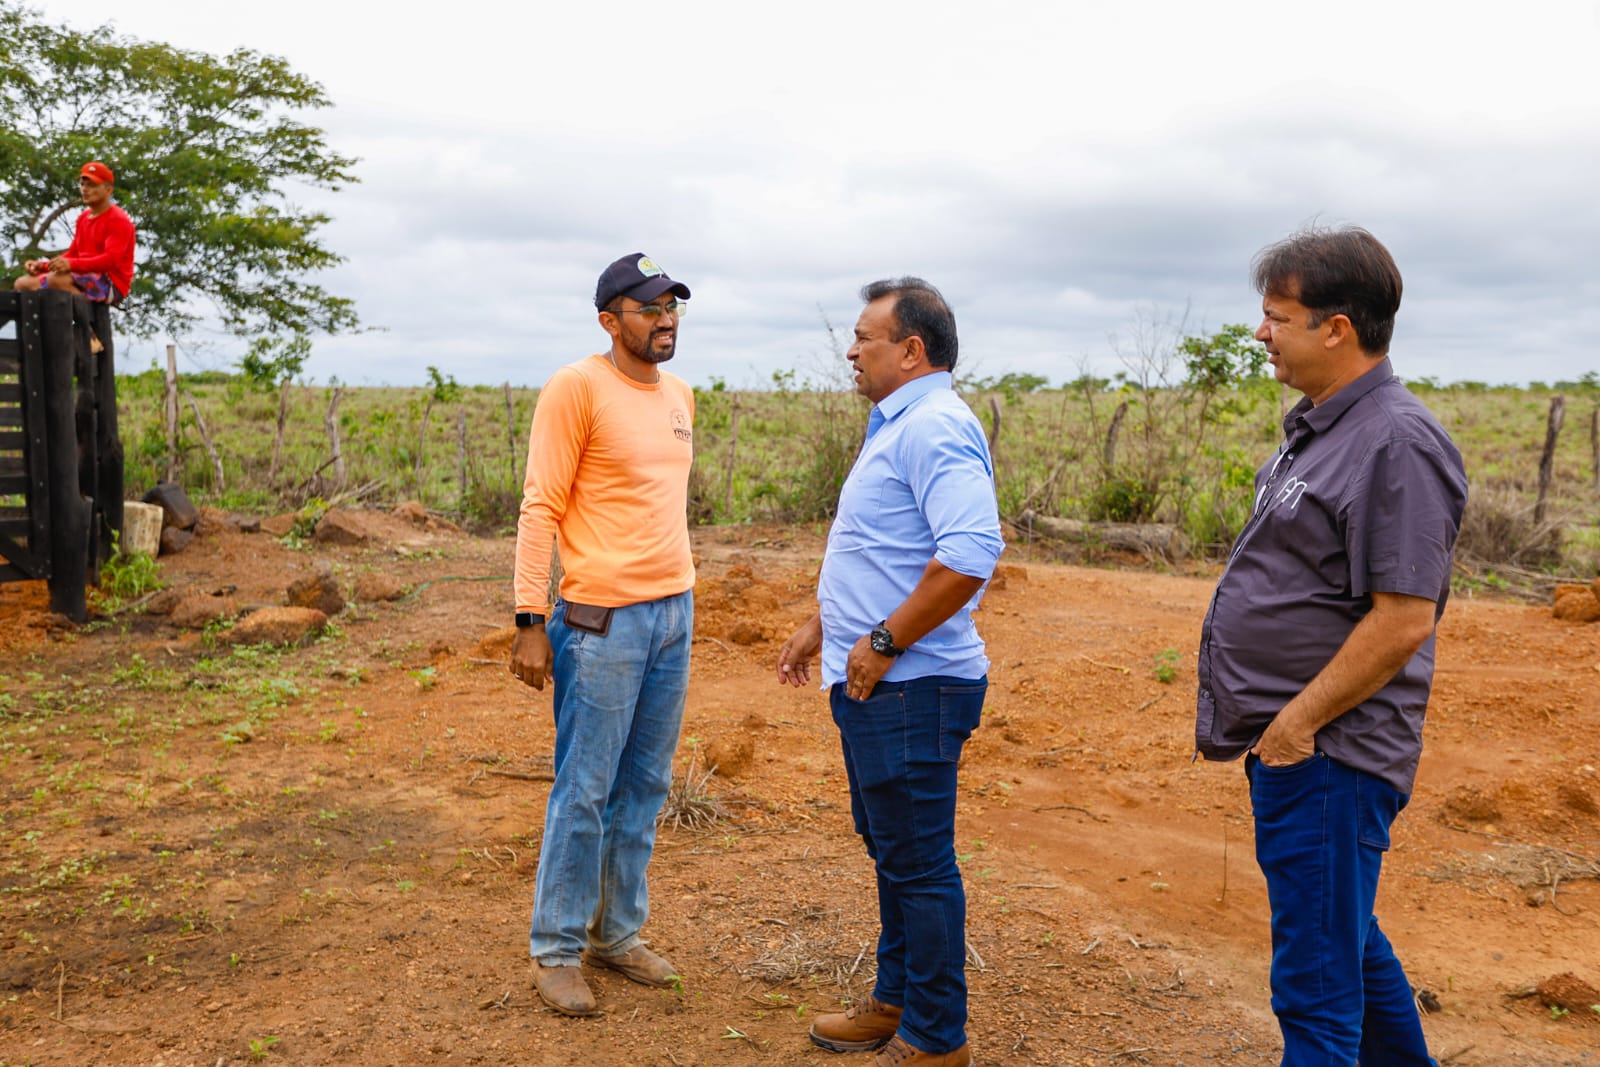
[831,675,986,1055]
[529,591,692,964]
[1247,752,1436,1067]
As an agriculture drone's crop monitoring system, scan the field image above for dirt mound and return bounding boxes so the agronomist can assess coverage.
[477,625,516,660]
[695,562,793,646]
[702,714,764,778]
[1440,785,1502,825]
[1536,972,1600,1014]
[1552,589,1600,622]
[285,570,345,615]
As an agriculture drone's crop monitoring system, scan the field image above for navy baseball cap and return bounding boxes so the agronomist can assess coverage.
[595,253,691,310]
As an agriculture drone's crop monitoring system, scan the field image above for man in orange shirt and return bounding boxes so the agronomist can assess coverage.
[14,161,136,305]
[510,253,696,1017]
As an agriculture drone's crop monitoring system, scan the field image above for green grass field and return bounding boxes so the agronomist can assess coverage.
[112,369,1600,578]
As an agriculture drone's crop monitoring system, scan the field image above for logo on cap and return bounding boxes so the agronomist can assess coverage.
[636,257,664,278]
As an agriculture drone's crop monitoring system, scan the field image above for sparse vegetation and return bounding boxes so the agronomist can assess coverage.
[111,355,1600,581]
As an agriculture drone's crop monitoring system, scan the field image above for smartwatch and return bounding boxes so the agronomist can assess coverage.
[514,611,546,629]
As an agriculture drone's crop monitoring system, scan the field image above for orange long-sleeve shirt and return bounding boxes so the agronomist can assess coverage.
[514,354,696,615]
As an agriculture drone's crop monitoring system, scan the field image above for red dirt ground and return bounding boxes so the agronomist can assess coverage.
[1,516,1597,1067]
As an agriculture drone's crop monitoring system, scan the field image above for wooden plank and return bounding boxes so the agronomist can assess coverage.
[0,381,22,404]
[0,429,24,451]
[0,405,23,428]
[0,561,35,584]
[18,293,51,576]
[0,527,46,577]
[41,291,85,617]
[0,472,28,494]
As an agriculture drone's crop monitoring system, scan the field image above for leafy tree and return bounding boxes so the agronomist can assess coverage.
[0,2,359,338]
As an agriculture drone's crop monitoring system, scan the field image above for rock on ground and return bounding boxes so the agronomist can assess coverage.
[167,591,238,630]
[285,571,345,616]
[313,509,373,546]
[160,526,195,556]
[353,573,408,603]
[260,513,297,537]
[142,482,199,531]
[225,607,328,646]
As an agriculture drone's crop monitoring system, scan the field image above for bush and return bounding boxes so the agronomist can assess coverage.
[1455,482,1565,569]
[1087,476,1158,523]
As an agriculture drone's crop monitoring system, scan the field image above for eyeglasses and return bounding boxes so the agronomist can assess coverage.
[614,299,687,320]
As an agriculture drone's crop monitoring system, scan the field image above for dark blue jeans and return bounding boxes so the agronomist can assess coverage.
[1247,752,1437,1067]
[831,675,986,1055]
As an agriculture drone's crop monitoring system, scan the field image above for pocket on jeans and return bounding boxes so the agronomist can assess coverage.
[1356,771,1400,851]
[1253,751,1324,775]
[936,681,986,762]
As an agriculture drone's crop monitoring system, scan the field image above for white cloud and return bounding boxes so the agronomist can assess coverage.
[27,0,1600,388]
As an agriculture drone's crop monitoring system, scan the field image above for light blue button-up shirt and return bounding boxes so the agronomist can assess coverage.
[817,371,1004,687]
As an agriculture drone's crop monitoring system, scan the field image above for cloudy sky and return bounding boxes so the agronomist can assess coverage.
[28,0,1600,389]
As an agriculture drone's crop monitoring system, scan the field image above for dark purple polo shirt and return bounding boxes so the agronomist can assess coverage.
[1195,359,1468,793]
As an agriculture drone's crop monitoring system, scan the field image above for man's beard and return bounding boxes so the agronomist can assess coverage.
[623,328,676,365]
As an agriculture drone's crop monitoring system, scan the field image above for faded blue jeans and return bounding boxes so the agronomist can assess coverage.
[832,674,986,1056]
[1247,752,1437,1067]
[528,591,692,965]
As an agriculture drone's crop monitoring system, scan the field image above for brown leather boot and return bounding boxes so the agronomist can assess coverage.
[808,994,903,1053]
[582,945,679,988]
[532,961,599,1017]
[874,1035,972,1066]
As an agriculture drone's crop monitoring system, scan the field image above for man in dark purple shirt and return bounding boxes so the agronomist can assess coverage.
[1196,226,1466,1066]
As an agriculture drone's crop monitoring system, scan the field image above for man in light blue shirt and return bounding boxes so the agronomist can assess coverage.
[777,277,1002,1067]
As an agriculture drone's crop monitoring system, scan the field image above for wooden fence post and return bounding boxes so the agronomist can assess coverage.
[325,386,345,490]
[722,395,740,520]
[186,393,225,493]
[503,382,517,486]
[1590,404,1598,506]
[40,293,88,621]
[457,408,468,515]
[164,343,179,482]
[1103,400,1130,470]
[269,378,291,486]
[90,303,121,566]
[1534,394,1565,527]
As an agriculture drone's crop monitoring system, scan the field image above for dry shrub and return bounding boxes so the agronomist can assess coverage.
[657,746,728,833]
[1426,843,1600,891]
[1455,481,1564,569]
[738,906,876,996]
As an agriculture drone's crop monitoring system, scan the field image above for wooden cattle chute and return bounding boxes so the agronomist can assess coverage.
[0,289,123,622]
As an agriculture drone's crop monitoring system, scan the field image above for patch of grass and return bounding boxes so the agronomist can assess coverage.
[247,1035,281,1060]
[1151,648,1181,684]
[97,541,163,607]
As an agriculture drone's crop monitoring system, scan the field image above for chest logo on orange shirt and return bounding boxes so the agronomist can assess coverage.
[670,408,692,443]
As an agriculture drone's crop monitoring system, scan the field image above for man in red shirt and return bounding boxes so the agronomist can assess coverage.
[13,161,136,305]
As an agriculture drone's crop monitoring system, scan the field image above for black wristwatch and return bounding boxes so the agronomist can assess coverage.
[515,611,546,629]
[869,621,906,658]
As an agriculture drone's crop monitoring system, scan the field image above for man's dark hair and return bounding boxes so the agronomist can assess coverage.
[1251,226,1403,355]
[860,277,959,370]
